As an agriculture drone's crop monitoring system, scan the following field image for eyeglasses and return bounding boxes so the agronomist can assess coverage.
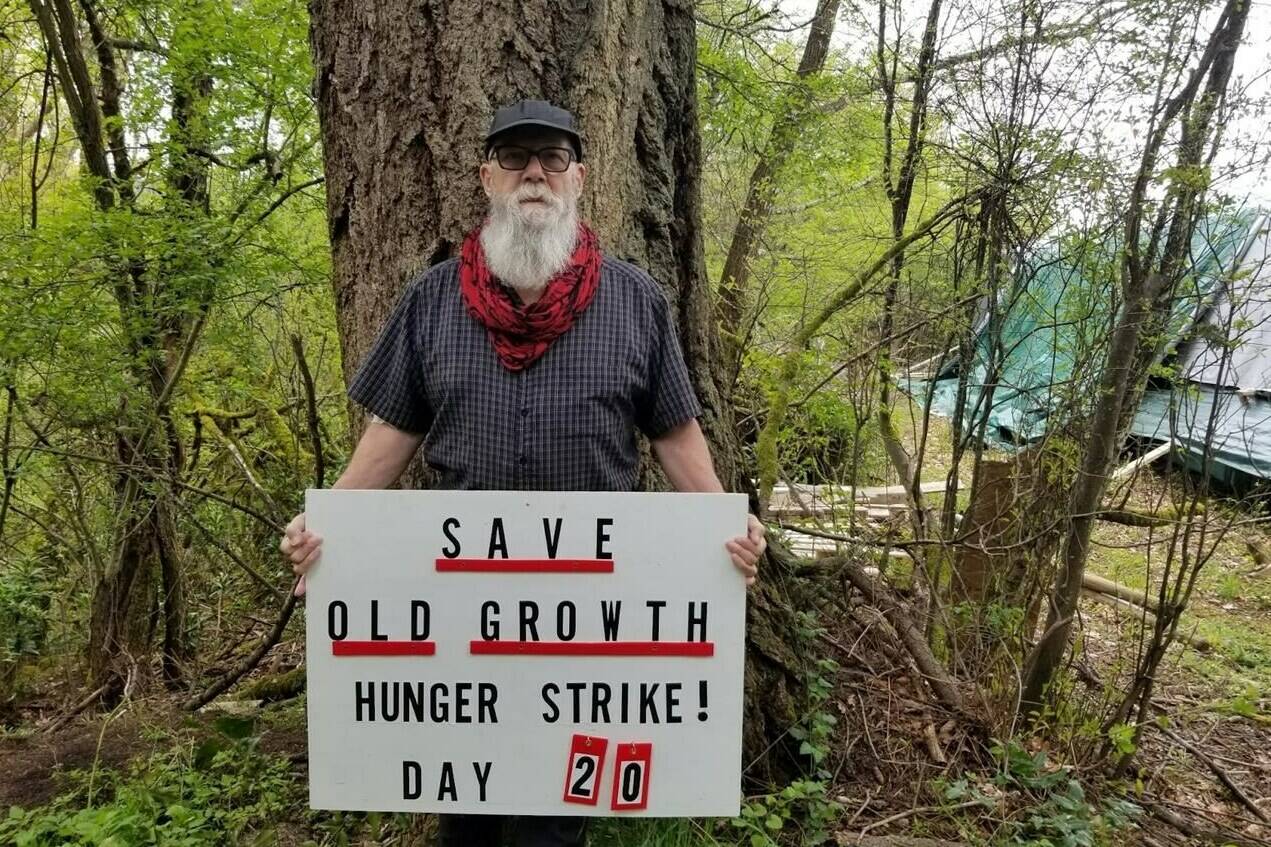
[490,145,576,173]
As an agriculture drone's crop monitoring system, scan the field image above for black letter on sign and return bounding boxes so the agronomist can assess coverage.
[488,518,508,559]
[543,517,563,558]
[541,683,560,723]
[437,761,457,801]
[519,601,540,641]
[646,600,666,641]
[411,601,431,640]
[327,601,347,640]
[601,601,622,641]
[688,602,708,642]
[480,601,500,641]
[557,601,577,641]
[403,760,422,800]
[371,599,387,640]
[473,761,492,802]
[441,517,461,558]
[595,518,613,559]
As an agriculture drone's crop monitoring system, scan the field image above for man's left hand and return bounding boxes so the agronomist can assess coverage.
[725,513,765,586]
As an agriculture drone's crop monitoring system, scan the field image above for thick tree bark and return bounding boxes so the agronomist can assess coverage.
[310,0,803,775]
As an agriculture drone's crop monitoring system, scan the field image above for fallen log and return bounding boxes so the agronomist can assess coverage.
[1080,585,1211,652]
[1082,573,1157,612]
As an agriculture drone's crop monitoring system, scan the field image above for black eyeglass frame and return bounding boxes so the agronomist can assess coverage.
[487,144,577,173]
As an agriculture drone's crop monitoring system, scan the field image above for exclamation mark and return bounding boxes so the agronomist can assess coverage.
[697,680,708,721]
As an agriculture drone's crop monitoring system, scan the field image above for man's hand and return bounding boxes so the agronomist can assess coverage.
[280,512,323,597]
[725,513,765,586]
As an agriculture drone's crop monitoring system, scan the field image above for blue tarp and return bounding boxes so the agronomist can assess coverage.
[916,211,1271,486]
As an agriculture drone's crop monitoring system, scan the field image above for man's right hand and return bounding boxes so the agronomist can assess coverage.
[280,512,323,597]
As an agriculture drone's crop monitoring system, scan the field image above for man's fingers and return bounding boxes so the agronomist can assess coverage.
[293,543,322,574]
[281,527,314,557]
[285,512,306,541]
[746,514,767,552]
[286,533,321,565]
[729,551,758,577]
[283,513,310,598]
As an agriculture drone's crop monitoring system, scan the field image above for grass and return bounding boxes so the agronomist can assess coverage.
[590,819,724,846]
[1085,505,1271,715]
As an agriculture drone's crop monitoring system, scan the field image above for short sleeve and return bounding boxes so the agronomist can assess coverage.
[636,290,703,438]
[347,283,433,434]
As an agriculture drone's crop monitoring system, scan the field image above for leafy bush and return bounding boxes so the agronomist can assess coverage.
[0,554,53,701]
[939,739,1141,847]
[0,716,297,846]
[739,348,885,486]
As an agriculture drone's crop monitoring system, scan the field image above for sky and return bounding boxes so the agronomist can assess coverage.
[778,0,1271,206]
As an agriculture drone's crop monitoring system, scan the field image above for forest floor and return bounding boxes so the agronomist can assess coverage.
[2,460,1269,844]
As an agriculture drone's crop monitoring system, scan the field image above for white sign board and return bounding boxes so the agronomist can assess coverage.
[304,490,747,817]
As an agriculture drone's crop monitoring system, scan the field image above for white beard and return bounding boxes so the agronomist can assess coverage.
[480,182,580,297]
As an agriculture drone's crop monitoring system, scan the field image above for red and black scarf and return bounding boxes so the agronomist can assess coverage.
[459,221,602,371]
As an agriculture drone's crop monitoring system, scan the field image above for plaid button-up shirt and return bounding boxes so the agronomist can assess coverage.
[347,255,703,491]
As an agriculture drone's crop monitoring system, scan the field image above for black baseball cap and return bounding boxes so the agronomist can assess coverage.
[484,99,584,162]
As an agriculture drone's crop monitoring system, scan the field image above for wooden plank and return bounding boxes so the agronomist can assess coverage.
[1111,439,1174,480]
[855,480,955,505]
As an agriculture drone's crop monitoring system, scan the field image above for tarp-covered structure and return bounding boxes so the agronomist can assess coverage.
[915,211,1271,488]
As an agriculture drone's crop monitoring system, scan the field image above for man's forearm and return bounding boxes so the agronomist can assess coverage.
[651,418,725,492]
[331,420,425,490]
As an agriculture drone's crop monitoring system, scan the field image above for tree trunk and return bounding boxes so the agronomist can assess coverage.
[310,0,805,778]
[715,0,841,385]
[33,0,209,691]
[1018,0,1250,718]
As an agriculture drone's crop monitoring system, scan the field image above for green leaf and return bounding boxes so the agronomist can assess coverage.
[212,715,256,740]
[193,738,227,770]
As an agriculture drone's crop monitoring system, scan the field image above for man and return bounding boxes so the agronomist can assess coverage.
[281,99,764,847]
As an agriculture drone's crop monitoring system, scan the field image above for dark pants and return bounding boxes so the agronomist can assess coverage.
[436,814,588,847]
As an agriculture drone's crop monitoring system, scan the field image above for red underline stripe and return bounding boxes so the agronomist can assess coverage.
[469,640,714,657]
[332,640,436,656]
[435,558,614,573]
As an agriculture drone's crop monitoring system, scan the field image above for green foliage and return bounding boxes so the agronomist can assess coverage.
[0,553,52,688]
[742,348,885,485]
[730,612,840,846]
[0,718,297,845]
[936,740,1141,847]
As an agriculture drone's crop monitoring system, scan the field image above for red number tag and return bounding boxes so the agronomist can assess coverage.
[562,734,609,805]
[610,742,652,811]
